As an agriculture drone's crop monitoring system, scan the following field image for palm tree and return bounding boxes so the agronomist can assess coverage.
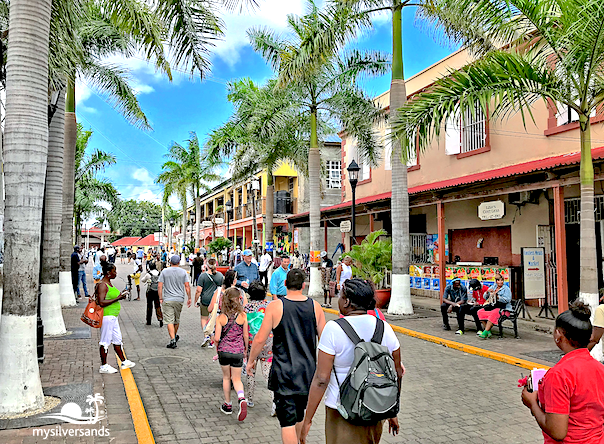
[335,0,439,315]
[391,0,604,313]
[40,89,68,335]
[0,0,52,415]
[206,78,308,255]
[249,1,389,298]
[157,133,219,250]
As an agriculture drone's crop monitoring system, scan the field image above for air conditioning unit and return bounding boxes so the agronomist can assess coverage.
[508,190,540,206]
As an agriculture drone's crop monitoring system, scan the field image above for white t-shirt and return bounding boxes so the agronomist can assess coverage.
[318,315,400,409]
[133,259,142,274]
[259,253,272,272]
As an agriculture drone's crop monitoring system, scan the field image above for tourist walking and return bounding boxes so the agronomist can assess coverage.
[96,262,136,374]
[244,281,274,412]
[192,252,204,285]
[141,262,163,327]
[521,302,604,443]
[290,250,303,269]
[247,269,326,444]
[215,287,249,421]
[195,258,224,347]
[234,249,259,291]
[335,255,353,295]
[128,255,143,301]
[160,255,191,349]
[258,249,273,288]
[320,251,334,307]
[269,255,290,299]
[300,279,403,444]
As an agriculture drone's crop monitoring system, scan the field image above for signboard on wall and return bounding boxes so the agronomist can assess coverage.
[522,247,546,300]
[202,221,213,228]
[340,221,351,233]
[478,200,505,220]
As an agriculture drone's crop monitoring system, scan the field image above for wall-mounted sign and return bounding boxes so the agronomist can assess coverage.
[266,241,274,252]
[214,218,224,224]
[340,220,352,233]
[478,200,505,220]
[202,221,213,228]
[522,247,546,300]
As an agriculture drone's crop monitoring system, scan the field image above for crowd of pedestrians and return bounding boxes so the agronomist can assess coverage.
[75,239,604,444]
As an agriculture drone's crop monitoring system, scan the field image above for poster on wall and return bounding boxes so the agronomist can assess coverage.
[429,234,449,264]
[522,247,546,300]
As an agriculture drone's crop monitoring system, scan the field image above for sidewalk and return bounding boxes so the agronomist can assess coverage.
[0,282,137,443]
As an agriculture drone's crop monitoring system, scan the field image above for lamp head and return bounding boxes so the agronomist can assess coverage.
[347,159,360,186]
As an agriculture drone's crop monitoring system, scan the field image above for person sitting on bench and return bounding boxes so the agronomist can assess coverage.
[441,278,468,334]
[477,274,512,339]
[468,279,489,335]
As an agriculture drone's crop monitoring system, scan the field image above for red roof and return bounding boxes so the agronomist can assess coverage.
[111,237,141,246]
[288,147,604,219]
[132,234,160,246]
[82,227,112,234]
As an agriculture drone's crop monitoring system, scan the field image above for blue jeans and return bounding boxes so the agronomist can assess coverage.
[77,270,89,297]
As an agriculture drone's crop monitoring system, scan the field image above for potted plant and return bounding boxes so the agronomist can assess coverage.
[347,229,392,308]
[207,237,233,273]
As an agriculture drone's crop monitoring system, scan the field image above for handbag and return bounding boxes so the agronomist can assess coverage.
[204,289,222,336]
[81,284,104,328]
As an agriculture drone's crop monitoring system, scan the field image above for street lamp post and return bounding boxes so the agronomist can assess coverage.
[225,200,233,244]
[347,160,360,247]
[169,218,175,252]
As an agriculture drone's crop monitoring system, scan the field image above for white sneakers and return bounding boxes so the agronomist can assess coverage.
[121,360,136,370]
[99,364,118,374]
[99,360,136,374]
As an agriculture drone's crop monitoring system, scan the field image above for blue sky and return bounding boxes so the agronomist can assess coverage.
[77,1,456,210]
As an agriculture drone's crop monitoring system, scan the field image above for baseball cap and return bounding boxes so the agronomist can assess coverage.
[170,255,180,265]
[243,249,253,256]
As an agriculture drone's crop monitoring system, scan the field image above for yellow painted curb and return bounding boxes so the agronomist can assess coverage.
[117,355,155,444]
[322,308,551,371]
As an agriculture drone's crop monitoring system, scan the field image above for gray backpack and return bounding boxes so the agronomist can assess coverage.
[148,273,159,292]
[333,318,399,425]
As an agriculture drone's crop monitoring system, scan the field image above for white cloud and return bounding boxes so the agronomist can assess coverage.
[212,0,306,68]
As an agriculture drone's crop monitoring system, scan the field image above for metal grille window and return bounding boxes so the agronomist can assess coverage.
[565,196,604,224]
[410,234,429,263]
[326,160,341,189]
[461,104,487,153]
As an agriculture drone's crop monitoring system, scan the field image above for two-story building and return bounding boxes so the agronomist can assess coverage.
[288,47,604,315]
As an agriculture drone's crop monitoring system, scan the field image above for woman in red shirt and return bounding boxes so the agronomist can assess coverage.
[521,302,604,443]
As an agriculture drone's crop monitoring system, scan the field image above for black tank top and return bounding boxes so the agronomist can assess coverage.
[268,297,318,395]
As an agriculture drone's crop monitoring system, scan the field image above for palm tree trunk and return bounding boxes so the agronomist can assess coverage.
[579,118,599,310]
[59,77,77,307]
[195,193,201,250]
[266,170,274,257]
[40,89,67,335]
[0,0,52,414]
[308,108,322,298]
[388,2,413,314]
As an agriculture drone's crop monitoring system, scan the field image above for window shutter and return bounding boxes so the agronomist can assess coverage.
[445,115,461,155]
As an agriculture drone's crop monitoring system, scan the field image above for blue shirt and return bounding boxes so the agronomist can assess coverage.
[270,265,289,296]
[234,261,259,287]
[489,284,513,311]
[444,283,468,303]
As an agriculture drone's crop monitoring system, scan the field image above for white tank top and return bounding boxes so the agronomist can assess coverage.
[339,263,352,286]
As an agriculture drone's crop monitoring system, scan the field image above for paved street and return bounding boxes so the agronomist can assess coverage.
[112,262,543,444]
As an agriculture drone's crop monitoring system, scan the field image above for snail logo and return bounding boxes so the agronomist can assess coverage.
[42,393,106,424]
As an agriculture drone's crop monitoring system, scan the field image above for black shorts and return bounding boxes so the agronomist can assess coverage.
[217,352,243,368]
[274,393,308,428]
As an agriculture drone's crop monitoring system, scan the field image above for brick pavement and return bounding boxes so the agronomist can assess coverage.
[113,263,544,444]
[0,270,137,444]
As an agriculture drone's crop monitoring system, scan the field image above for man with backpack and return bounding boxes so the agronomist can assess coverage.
[141,262,163,327]
[247,269,326,444]
[299,278,404,444]
[194,258,224,347]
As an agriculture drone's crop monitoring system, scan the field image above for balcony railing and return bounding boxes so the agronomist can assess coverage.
[235,206,242,220]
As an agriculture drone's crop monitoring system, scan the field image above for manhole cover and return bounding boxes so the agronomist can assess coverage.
[141,356,190,365]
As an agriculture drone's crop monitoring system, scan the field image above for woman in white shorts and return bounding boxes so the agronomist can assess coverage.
[97,263,136,374]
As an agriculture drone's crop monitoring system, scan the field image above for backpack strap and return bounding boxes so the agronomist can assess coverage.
[371,318,385,344]
[335,318,363,345]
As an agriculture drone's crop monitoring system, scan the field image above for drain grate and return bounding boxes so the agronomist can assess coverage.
[46,327,91,340]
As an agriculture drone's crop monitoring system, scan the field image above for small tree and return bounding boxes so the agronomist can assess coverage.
[347,230,392,289]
